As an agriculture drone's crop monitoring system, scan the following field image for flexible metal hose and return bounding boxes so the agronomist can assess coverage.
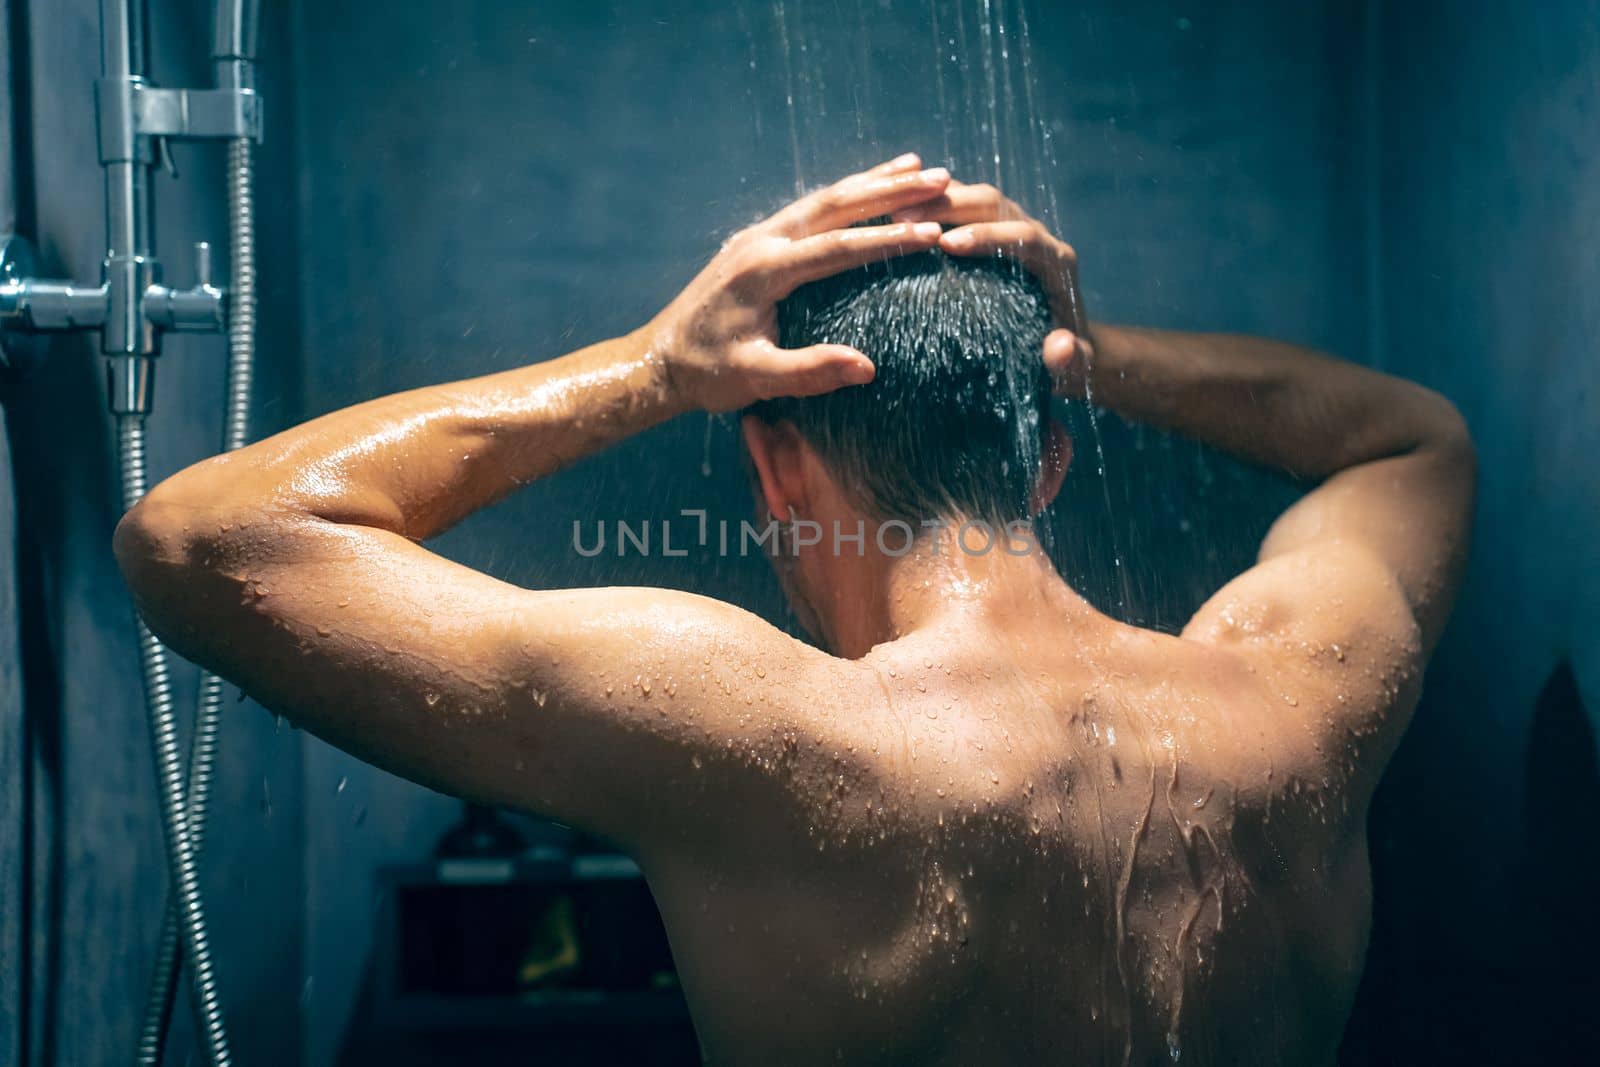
[132,678,221,1067]
[221,138,255,454]
[134,135,255,1067]
[119,416,233,1067]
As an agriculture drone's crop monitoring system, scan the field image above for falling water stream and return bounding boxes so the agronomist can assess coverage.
[262,4,1320,1062]
[716,4,1309,1060]
[742,0,1138,617]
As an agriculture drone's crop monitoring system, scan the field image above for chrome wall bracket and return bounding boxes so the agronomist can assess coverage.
[134,85,262,142]
[0,235,47,374]
[0,45,260,410]
[0,233,225,404]
[97,80,262,162]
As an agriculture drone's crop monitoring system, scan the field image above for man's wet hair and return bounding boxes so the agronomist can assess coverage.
[752,246,1053,524]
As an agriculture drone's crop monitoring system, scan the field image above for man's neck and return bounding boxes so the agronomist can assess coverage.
[821,522,1095,658]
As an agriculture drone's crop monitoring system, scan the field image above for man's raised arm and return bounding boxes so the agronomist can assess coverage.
[915,178,1474,790]
[1085,324,1476,654]
[112,156,953,843]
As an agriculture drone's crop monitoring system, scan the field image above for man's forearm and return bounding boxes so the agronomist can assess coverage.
[140,330,683,540]
[1089,325,1467,479]
[131,158,957,545]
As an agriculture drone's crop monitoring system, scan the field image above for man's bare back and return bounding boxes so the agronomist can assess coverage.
[644,558,1411,1064]
[114,158,1472,1063]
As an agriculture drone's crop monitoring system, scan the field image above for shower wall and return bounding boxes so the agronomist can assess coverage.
[5,0,1594,1064]
[288,1,1370,1061]
[2,1,305,1064]
[1,434,20,1064]
[1344,0,1600,1061]
[3,9,27,1066]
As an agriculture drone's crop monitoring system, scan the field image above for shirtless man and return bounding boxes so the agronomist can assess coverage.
[114,155,1475,1064]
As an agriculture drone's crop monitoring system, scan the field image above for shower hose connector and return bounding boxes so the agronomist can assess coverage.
[1,3,263,1064]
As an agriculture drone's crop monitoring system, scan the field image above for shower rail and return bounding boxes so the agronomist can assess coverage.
[0,0,262,1064]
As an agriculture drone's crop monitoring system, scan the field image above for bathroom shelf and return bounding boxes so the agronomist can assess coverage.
[365,861,690,1042]
[378,988,691,1031]
[406,851,646,887]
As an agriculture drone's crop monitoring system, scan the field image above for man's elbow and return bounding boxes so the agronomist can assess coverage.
[1415,390,1477,483]
[113,491,204,603]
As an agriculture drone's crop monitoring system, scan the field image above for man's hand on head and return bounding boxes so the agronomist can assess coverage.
[891,178,1095,399]
[641,155,952,413]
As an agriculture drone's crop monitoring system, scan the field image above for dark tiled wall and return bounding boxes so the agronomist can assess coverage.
[2,0,305,1063]
[1344,1,1600,1061]
[18,1,1597,1064]
[289,1,1367,1061]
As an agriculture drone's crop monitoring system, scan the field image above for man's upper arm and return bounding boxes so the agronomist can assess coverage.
[1181,425,1474,778]
[116,498,836,849]
[1253,430,1476,653]
[1184,541,1425,761]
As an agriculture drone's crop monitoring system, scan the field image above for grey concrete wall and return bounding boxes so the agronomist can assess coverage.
[0,433,20,1063]
[289,1,1367,1061]
[1343,1,1600,1060]
[2,1,305,1063]
[13,0,1595,1063]
[1,416,20,1067]
[3,2,28,1059]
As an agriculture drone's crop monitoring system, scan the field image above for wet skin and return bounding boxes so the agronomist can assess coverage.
[115,158,1475,1064]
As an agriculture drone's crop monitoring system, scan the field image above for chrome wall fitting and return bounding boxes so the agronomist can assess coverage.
[0,235,50,374]
[0,0,261,414]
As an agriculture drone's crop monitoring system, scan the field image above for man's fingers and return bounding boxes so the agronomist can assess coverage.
[866,152,922,176]
[937,219,1039,256]
[890,180,1024,225]
[768,167,951,236]
[760,221,943,294]
[1043,328,1093,397]
[742,340,876,400]
[1044,329,1077,377]
[940,220,1075,284]
[940,220,1087,333]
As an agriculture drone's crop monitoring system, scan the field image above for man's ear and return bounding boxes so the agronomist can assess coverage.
[742,414,809,520]
[1030,417,1073,515]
